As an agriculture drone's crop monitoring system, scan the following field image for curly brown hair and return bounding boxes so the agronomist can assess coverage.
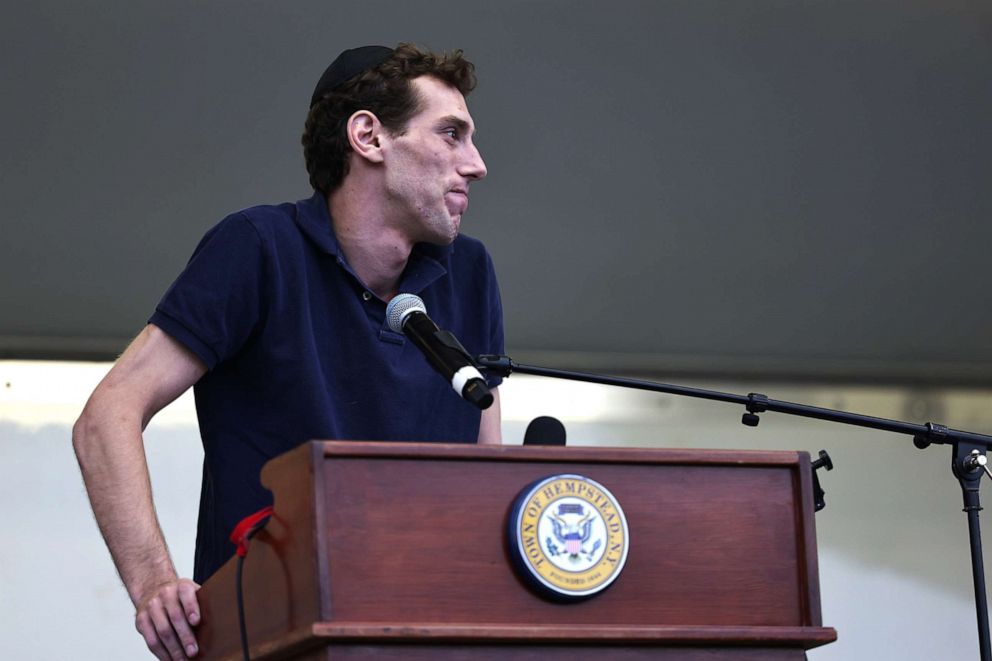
[302,43,477,194]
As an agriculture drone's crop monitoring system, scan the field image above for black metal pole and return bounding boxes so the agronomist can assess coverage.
[967,508,991,661]
[955,442,992,661]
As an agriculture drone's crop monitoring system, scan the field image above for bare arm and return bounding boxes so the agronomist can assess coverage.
[477,387,502,444]
[73,324,207,659]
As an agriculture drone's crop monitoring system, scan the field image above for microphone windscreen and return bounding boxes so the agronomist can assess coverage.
[386,293,427,333]
[523,416,567,446]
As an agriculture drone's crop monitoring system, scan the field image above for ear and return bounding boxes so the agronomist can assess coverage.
[346,110,385,164]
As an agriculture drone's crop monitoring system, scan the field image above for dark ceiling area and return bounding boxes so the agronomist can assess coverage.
[2,1,989,384]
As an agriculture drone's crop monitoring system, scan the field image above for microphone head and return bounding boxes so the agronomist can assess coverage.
[386,293,427,333]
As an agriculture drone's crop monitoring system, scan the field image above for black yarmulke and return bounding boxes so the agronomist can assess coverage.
[309,45,394,109]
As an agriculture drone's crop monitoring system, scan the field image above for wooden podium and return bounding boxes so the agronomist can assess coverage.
[194,441,837,660]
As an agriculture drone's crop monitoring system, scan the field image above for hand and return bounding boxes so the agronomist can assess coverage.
[134,578,202,659]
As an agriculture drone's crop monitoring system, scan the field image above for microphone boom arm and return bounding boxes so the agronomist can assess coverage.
[475,354,992,448]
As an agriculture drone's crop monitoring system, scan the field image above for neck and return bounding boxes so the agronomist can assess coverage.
[326,185,414,301]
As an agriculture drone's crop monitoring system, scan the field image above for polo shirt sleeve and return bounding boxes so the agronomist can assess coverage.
[149,213,265,370]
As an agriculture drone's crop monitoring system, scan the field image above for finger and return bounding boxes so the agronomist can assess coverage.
[147,595,186,660]
[165,590,200,658]
[177,579,202,627]
[136,610,171,661]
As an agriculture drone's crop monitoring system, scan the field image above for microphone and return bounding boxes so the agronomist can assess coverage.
[523,416,567,446]
[386,294,494,410]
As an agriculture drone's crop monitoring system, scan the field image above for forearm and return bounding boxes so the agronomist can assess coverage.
[73,400,177,606]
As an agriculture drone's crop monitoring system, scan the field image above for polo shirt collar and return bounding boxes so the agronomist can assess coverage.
[294,190,344,256]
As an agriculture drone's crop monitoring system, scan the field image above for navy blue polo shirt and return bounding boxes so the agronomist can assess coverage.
[149,191,504,582]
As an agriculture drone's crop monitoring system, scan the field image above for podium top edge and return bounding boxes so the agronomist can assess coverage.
[307,440,806,467]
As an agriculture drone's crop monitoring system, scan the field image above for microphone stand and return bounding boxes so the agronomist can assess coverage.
[477,354,992,661]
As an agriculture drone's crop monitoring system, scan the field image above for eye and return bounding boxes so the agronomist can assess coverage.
[443,128,459,140]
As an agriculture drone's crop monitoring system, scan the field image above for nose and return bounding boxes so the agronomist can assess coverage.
[459,141,487,181]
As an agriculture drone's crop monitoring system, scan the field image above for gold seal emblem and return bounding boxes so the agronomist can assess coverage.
[508,474,629,600]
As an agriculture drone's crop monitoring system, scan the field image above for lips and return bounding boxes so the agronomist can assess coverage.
[445,189,469,215]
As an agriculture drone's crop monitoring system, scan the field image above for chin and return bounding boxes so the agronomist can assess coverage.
[412,206,461,245]
[427,216,460,245]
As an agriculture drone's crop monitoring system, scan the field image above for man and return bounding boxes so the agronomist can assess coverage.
[73,43,503,660]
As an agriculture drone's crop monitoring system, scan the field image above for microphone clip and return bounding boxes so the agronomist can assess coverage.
[475,354,515,378]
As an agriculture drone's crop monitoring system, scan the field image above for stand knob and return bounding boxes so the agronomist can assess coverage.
[812,449,833,471]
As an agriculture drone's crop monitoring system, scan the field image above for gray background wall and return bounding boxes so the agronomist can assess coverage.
[3,0,989,381]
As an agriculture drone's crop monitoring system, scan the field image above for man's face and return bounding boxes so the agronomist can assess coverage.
[381,76,487,245]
